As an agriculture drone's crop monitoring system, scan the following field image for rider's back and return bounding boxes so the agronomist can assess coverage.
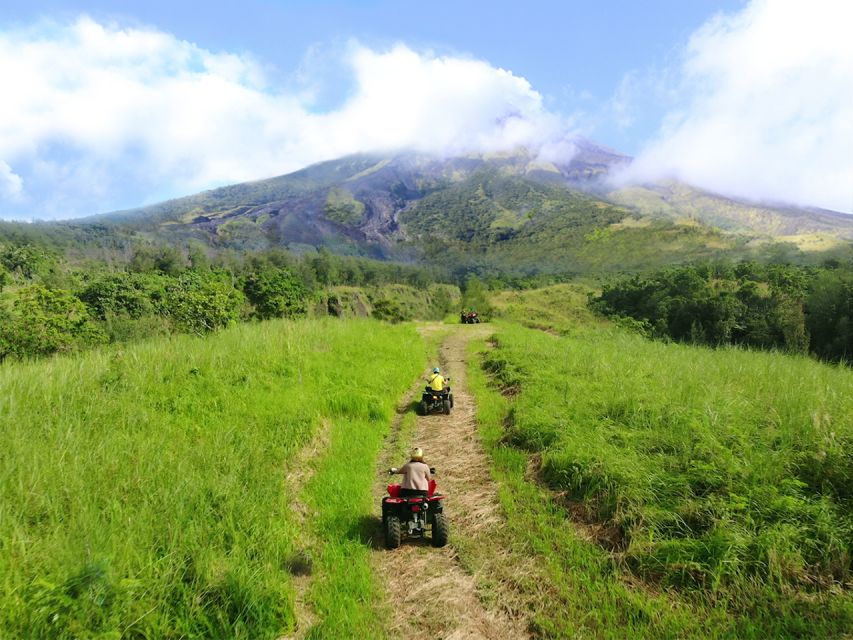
[428,373,445,391]
[399,461,431,490]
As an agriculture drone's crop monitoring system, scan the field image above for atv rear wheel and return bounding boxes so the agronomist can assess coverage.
[418,401,427,416]
[431,512,449,547]
[443,399,451,415]
[385,515,402,549]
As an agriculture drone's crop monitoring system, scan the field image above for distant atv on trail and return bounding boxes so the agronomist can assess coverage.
[382,469,449,549]
[419,379,453,415]
[460,310,481,324]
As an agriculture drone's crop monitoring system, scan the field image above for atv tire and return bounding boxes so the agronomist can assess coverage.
[385,515,402,549]
[449,394,454,408]
[418,401,427,416]
[431,512,449,547]
[443,399,451,415]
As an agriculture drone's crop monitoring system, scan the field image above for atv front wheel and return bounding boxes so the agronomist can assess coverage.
[443,399,451,415]
[385,515,402,549]
[431,513,449,547]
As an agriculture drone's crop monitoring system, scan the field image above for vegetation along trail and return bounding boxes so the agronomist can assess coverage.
[372,324,529,639]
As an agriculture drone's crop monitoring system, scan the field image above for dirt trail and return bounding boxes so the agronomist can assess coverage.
[372,325,530,639]
[279,421,331,640]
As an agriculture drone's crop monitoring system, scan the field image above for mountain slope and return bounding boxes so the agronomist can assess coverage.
[84,142,853,272]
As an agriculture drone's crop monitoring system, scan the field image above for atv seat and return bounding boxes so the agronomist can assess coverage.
[386,480,438,498]
[424,387,450,394]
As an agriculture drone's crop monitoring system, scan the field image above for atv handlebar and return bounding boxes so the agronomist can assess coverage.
[387,467,437,475]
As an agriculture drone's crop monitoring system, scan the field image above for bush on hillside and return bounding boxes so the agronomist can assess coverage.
[589,263,849,357]
[371,297,409,323]
[242,267,308,320]
[0,244,56,280]
[79,273,169,320]
[461,274,494,319]
[162,271,244,334]
[0,284,106,359]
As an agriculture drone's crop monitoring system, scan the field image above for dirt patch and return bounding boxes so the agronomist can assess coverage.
[372,326,530,639]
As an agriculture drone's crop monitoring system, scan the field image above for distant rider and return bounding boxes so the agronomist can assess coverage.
[427,367,446,392]
[389,447,431,497]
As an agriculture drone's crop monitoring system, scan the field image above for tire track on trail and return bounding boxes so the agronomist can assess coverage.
[372,325,530,640]
[280,421,331,640]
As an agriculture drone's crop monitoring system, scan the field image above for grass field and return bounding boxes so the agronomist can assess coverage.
[4,284,852,638]
[0,318,425,638]
[490,283,601,334]
[472,322,852,637]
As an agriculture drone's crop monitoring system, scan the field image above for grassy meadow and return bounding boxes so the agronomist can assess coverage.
[473,322,852,637]
[0,318,425,638]
[490,283,601,334]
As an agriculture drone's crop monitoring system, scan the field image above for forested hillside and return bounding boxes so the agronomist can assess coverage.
[6,146,852,279]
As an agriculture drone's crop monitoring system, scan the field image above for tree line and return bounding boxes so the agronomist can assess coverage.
[590,261,853,362]
[0,242,452,361]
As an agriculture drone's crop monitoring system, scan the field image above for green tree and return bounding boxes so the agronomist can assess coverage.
[310,248,339,286]
[162,271,244,334]
[462,274,493,318]
[0,285,106,359]
[0,244,55,280]
[78,273,168,320]
[242,267,308,320]
[129,245,185,275]
[806,270,853,361]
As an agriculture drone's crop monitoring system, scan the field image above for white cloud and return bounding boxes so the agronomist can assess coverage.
[0,17,570,220]
[624,0,853,213]
[0,161,23,199]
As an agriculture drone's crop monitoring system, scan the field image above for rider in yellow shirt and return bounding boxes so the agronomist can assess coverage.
[427,367,445,391]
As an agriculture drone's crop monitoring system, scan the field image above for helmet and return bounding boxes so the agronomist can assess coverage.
[410,447,424,461]
[433,367,440,373]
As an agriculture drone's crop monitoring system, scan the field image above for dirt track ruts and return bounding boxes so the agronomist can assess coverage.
[372,325,529,639]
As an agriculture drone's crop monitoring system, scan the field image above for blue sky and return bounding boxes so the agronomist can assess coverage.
[1,0,743,153]
[1,0,851,219]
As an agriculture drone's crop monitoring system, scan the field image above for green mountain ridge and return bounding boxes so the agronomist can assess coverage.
[15,141,853,274]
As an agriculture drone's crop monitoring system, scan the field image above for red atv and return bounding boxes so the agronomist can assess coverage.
[460,310,480,324]
[382,470,449,549]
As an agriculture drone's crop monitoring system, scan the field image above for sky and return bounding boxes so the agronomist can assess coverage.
[0,0,851,220]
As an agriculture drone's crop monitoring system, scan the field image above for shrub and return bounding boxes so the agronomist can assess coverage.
[0,285,106,359]
[162,271,244,334]
[78,273,169,320]
[371,297,408,323]
[0,244,56,280]
[242,267,308,320]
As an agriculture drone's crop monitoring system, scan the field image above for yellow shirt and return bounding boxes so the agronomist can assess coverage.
[428,373,445,391]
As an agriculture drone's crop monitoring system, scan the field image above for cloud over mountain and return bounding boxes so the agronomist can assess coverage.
[626,0,853,213]
[0,17,564,219]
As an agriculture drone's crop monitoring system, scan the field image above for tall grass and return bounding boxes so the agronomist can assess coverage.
[0,318,423,638]
[489,283,600,335]
[477,323,852,636]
